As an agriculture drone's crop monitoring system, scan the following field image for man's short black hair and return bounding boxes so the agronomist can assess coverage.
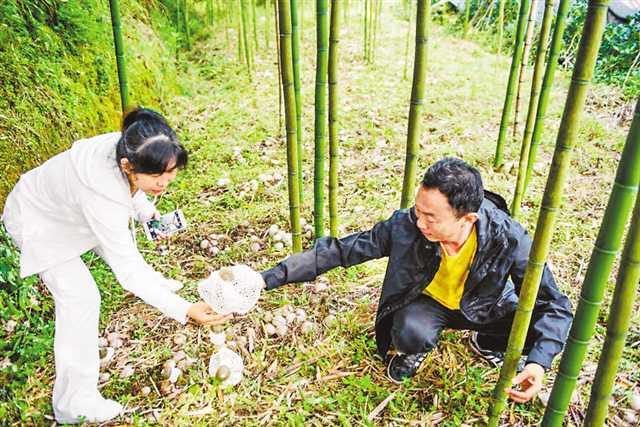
[421,157,484,216]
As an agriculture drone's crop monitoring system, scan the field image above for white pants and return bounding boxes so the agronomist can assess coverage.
[3,196,120,423]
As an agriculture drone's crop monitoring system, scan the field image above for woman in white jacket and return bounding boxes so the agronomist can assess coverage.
[1,108,229,424]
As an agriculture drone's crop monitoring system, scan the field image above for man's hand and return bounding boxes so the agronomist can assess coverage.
[187,302,232,326]
[507,363,545,403]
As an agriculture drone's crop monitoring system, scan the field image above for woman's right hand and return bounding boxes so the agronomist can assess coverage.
[187,302,233,326]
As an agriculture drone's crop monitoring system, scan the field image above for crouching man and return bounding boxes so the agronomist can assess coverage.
[261,157,572,402]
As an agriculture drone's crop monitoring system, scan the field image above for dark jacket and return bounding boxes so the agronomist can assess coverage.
[261,192,573,370]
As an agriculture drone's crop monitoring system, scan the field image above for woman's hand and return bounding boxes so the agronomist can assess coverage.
[187,302,233,326]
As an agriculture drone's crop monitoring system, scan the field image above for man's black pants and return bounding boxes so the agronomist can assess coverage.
[391,294,541,355]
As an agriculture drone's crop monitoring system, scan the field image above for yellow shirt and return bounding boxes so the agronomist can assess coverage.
[424,227,478,310]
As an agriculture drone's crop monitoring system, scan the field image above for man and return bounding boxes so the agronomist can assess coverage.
[261,158,572,402]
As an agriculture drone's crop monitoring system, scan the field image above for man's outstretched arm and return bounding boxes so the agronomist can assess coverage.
[262,216,393,290]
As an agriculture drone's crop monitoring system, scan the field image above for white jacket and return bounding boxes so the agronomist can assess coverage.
[2,132,191,323]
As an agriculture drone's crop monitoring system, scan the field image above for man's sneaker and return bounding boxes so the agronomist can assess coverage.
[387,352,427,384]
[468,331,526,371]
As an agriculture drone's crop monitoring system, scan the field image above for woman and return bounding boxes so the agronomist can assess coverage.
[1,108,229,424]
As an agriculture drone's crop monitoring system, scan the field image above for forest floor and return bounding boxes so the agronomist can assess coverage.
[12,4,640,426]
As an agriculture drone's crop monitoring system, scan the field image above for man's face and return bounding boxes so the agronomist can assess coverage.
[414,186,477,243]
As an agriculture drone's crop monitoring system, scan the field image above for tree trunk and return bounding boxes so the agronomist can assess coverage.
[512,0,539,143]
[584,169,640,425]
[314,0,330,239]
[108,0,129,112]
[511,0,554,218]
[403,0,413,81]
[400,0,430,209]
[328,0,341,237]
[277,0,303,252]
[523,0,571,191]
[542,98,640,425]
[241,0,253,79]
[290,0,304,204]
[487,0,611,423]
[493,0,532,168]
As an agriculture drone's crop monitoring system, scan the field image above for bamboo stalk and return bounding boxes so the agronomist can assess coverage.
[363,0,369,61]
[511,0,554,218]
[252,0,259,52]
[237,0,244,62]
[400,0,430,209]
[183,0,191,50]
[497,0,504,53]
[328,0,341,237]
[313,0,330,239]
[523,0,571,191]
[512,0,539,143]
[241,0,253,79]
[265,0,270,49]
[403,0,413,81]
[275,0,283,137]
[463,0,471,38]
[583,171,640,425]
[488,0,611,424]
[493,0,532,168]
[542,98,640,425]
[277,0,303,252]
[108,0,129,112]
[290,0,304,204]
[371,0,382,63]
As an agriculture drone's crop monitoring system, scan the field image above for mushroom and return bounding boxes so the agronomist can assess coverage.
[120,364,135,378]
[274,242,284,251]
[173,334,187,346]
[250,242,261,253]
[141,386,151,396]
[208,347,244,386]
[630,393,640,412]
[200,239,210,250]
[301,321,316,334]
[264,323,277,336]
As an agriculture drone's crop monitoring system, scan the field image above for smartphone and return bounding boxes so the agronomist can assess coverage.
[142,209,188,241]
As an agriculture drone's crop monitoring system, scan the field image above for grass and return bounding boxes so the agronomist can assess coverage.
[1,1,639,425]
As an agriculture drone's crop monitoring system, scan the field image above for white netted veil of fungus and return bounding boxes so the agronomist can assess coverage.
[198,265,263,315]
[208,347,244,386]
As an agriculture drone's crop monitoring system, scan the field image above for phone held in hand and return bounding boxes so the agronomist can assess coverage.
[142,209,188,241]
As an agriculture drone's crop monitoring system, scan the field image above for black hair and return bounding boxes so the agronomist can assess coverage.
[421,157,484,216]
[116,107,188,174]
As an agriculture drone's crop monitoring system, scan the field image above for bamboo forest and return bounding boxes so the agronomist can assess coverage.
[2,0,640,425]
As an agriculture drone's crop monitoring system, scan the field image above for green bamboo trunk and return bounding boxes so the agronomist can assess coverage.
[583,175,640,425]
[206,0,213,26]
[108,0,129,112]
[314,0,330,239]
[542,98,640,425]
[252,0,259,52]
[241,0,253,79]
[183,0,191,50]
[275,0,284,136]
[511,0,554,218]
[400,0,430,209]
[523,0,571,191]
[363,0,369,61]
[487,1,610,424]
[497,0,504,53]
[371,0,382,63]
[328,0,341,237]
[512,0,538,144]
[463,0,471,38]
[277,0,303,252]
[403,0,413,81]
[493,0,532,168]
[237,0,244,62]
[264,0,270,49]
[290,0,304,204]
